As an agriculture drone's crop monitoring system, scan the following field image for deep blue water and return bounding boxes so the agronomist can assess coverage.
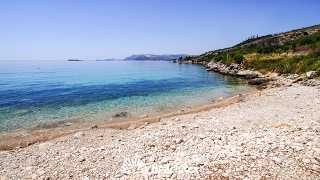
[0,60,252,136]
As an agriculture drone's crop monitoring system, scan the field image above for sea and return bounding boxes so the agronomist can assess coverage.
[0,60,252,137]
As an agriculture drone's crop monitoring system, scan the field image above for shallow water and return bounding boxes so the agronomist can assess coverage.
[0,60,252,136]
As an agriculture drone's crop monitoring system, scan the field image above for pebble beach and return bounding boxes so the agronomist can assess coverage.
[1,77,320,180]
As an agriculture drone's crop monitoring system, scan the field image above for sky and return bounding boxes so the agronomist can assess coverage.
[0,0,319,60]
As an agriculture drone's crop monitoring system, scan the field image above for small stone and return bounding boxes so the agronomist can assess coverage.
[297,171,304,175]
[30,174,38,179]
[302,158,311,164]
[218,97,224,101]
[0,176,9,180]
[160,157,169,164]
[313,125,320,132]
[205,171,213,175]
[174,138,184,144]
[114,174,122,178]
[74,132,85,138]
[78,156,86,162]
[273,157,282,163]
[198,134,206,139]
[213,168,218,171]
[140,114,148,118]
[91,125,98,129]
[169,145,176,151]
[222,173,229,177]
[127,124,137,130]
[25,166,33,171]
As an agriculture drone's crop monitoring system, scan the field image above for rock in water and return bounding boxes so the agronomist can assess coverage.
[113,112,128,118]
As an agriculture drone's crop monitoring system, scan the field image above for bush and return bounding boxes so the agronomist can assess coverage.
[233,53,244,64]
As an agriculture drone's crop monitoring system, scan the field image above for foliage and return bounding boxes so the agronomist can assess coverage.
[194,26,320,77]
[184,56,195,61]
[243,50,320,75]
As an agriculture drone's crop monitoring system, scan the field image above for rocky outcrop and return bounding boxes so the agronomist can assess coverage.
[206,60,262,79]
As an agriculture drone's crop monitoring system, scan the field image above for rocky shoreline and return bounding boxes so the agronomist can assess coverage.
[206,60,320,87]
[0,74,320,179]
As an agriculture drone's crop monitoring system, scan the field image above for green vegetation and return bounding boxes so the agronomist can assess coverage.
[195,25,320,77]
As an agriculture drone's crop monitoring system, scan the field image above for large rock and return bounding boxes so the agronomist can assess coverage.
[236,70,262,79]
[304,79,320,86]
[248,78,270,85]
[287,74,300,80]
[306,71,316,79]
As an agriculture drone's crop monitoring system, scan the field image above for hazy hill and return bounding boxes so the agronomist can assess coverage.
[124,54,190,61]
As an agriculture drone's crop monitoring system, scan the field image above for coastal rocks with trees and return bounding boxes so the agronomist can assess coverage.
[194,24,320,84]
[206,60,263,79]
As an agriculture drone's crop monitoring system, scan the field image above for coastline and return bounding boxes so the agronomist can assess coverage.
[0,87,253,151]
[1,76,320,179]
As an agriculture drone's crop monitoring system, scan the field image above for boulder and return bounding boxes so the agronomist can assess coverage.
[248,78,270,85]
[292,77,303,83]
[236,70,262,79]
[304,79,320,86]
[229,63,239,70]
[287,74,300,80]
[306,71,316,79]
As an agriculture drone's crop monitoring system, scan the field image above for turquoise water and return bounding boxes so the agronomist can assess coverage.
[0,60,252,136]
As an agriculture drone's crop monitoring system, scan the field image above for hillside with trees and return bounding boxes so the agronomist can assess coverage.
[192,24,320,77]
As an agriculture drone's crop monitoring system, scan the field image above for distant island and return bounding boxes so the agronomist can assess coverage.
[124,54,194,61]
[68,59,82,61]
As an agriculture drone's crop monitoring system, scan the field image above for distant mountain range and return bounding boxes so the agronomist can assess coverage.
[124,54,191,61]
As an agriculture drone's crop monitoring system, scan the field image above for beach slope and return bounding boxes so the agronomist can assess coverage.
[1,79,320,179]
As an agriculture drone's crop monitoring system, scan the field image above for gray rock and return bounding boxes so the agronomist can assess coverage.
[229,63,239,70]
[287,74,300,80]
[304,79,320,86]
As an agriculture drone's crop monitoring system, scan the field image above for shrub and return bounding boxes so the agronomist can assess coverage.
[233,53,244,64]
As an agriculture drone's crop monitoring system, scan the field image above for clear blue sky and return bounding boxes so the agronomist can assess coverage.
[0,0,319,60]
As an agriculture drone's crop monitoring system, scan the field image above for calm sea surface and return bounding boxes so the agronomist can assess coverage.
[0,60,252,136]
